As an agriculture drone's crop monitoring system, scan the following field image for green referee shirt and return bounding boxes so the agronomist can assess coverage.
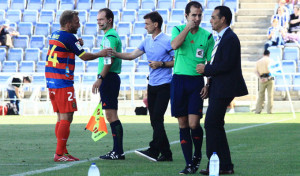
[171,24,215,76]
[98,28,122,74]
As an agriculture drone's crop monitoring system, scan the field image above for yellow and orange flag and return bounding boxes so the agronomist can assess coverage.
[85,103,108,142]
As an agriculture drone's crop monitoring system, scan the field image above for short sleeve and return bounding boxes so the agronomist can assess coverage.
[166,40,174,57]
[65,34,85,56]
[107,35,119,58]
[171,26,181,41]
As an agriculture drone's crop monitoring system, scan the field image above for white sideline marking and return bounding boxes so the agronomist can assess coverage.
[11,117,295,176]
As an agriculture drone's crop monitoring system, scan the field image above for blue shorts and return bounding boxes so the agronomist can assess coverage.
[170,74,204,118]
[99,72,120,110]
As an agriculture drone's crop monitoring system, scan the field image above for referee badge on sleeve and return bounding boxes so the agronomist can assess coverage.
[196,48,204,58]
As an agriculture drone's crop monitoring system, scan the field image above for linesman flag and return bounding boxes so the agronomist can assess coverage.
[85,103,108,142]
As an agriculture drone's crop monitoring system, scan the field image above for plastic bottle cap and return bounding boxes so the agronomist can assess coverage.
[92,163,96,165]
[213,152,217,154]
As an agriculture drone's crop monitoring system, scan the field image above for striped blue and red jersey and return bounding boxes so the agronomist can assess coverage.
[45,30,85,89]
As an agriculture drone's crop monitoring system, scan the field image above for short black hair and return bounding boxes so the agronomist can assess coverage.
[99,8,114,25]
[60,10,79,27]
[23,76,32,83]
[264,50,270,56]
[215,6,232,26]
[143,11,163,29]
[185,1,203,15]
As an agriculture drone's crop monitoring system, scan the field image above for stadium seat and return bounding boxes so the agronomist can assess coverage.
[36,61,46,73]
[121,9,136,24]
[30,35,45,49]
[109,0,124,12]
[282,60,296,73]
[92,0,107,11]
[136,60,148,72]
[206,0,221,9]
[24,48,40,62]
[0,0,10,11]
[170,9,185,23]
[174,0,189,9]
[112,10,120,24]
[82,74,97,84]
[166,21,181,35]
[121,60,135,73]
[0,47,6,63]
[137,9,151,21]
[117,22,132,36]
[283,47,299,64]
[91,47,100,53]
[203,9,214,22]
[77,25,83,37]
[119,73,132,91]
[55,10,63,23]
[76,0,92,12]
[6,10,21,24]
[275,74,292,91]
[268,46,282,61]
[73,74,81,84]
[223,0,238,12]
[27,0,43,11]
[41,48,48,61]
[125,0,140,10]
[85,62,98,73]
[13,35,29,50]
[133,22,147,36]
[0,10,5,22]
[22,10,38,25]
[96,35,104,48]
[201,22,213,32]
[119,35,127,49]
[39,10,55,24]
[34,22,50,36]
[2,61,18,72]
[140,0,155,10]
[32,75,46,85]
[83,22,98,36]
[0,75,10,86]
[157,0,172,11]
[51,22,60,33]
[194,0,206,7]
[11,0,26,11]
[88,10,98,22]
[7,48,23,62]
[129,34,144,48]
[156,9,169,24]
[59,0,75,10]
[133,73,148,90]
[18,22,33,36]
[76,10,88,25]
[43,0,59,11]
[75,61,85,73]
[19,61,35,72]
[293,73,300,91]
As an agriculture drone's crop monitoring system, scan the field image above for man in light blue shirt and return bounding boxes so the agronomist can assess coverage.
[112,11,174,162]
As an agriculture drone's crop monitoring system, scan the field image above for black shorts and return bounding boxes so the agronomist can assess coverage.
[99,72,120,110]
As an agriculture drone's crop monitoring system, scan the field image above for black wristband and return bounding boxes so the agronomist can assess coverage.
[97,74,104,80]
[161,62,166,68]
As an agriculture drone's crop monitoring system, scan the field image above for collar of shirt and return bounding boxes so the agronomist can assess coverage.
[152,31,163,41]
[217,26,230,39]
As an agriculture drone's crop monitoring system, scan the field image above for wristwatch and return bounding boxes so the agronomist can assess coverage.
[97,74,104,80]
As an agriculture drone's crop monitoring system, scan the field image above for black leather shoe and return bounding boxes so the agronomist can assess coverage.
[157,155,173,161]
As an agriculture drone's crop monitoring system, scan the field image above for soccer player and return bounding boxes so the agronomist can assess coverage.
[170,1,215,174]
[92,8,124,160]
[46,10,112,162]
[112,11,174,162]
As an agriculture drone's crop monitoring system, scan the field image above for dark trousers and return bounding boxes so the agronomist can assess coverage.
[148,83,172,157]
[204,97,234,170]
[7,89,19,112]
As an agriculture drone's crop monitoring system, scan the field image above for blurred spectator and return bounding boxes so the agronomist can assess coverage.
[289,4,300,33]
[254,50,274,114]
[265,18,285,50]
[274,0,290,19]
[272,6,289,29]
[6,75,32,115]
[0,21,19,48]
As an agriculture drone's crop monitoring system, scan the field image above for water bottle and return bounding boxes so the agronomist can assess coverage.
[209,152,219,176]
[103,37,111,65]
[88,163,100,176]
